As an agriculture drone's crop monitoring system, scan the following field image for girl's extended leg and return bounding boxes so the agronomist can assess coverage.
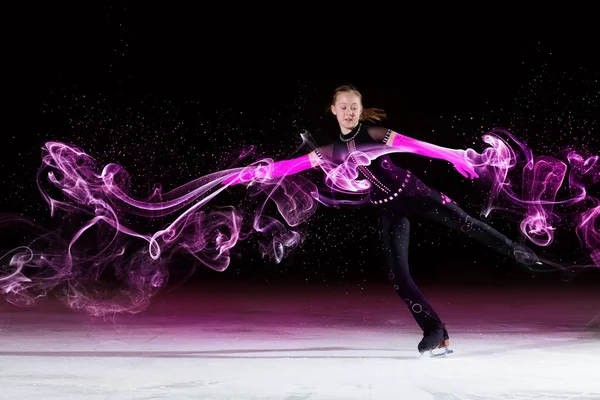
[401,176,539,265]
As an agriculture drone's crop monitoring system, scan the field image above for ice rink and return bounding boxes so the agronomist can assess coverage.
[1,281,599,399]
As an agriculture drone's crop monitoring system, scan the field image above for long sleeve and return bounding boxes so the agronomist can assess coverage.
[366,125,478,179]
[222,154,315,186]
[392,134,463,162]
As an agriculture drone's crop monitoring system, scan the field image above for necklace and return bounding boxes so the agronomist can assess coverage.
[339,123,361,142]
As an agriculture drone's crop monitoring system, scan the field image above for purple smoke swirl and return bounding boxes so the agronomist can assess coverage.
[0,140,321,316]
[1,128,598,316]
[465,128,599,270]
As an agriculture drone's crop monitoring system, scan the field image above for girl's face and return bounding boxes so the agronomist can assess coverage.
[331,91,362,133]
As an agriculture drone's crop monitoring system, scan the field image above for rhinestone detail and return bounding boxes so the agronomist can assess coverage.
[370,171,412,205]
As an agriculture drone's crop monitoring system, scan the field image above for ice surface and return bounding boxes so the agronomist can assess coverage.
[1,282,599,399]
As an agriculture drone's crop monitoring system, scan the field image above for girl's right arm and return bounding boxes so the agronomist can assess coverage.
[223,149,327,186]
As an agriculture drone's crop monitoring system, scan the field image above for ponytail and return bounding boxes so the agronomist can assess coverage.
[360,107,387,123]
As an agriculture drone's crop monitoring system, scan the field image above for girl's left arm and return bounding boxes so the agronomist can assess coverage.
[366,126,479,180]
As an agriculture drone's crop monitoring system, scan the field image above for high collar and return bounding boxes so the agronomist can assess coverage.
[339,123,362,142]
[340,123,361,136]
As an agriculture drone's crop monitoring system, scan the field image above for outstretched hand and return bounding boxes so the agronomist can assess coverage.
[450,151,479,180]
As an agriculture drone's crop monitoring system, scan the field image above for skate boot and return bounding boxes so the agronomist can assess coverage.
[513,244,543,267]
[418,325,453,357]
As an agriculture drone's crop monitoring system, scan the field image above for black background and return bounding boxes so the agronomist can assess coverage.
[4,5,599,296]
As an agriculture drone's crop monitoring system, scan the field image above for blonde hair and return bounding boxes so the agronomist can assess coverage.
[329,84,387,123]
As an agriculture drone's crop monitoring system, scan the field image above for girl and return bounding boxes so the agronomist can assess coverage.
[224,84,540,356]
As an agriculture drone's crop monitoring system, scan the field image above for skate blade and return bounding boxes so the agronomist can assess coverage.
[424,347,453,358]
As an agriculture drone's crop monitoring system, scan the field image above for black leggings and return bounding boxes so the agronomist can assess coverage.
[379,172,530,334]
